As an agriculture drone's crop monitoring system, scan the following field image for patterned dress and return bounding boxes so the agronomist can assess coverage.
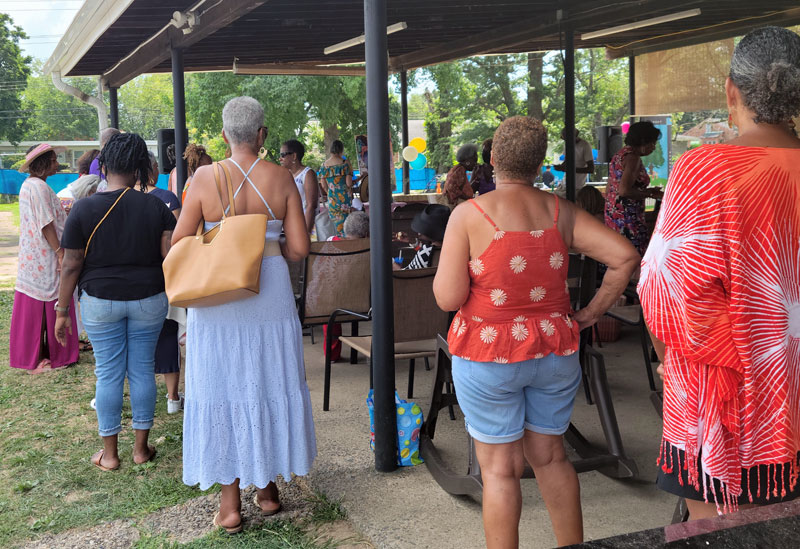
[448,199,579,363]
[638,145,800,508]
[318,163,351,238]
[10,176,79,369]
[604,146,651,256]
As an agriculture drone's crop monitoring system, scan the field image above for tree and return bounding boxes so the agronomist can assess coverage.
[186,72,400,166]
[118,74,174,139]
[0,14,31,143]
[21,60,98,141]
[186,72,309,160]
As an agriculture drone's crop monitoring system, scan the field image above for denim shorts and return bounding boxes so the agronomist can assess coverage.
[451,353,582,444]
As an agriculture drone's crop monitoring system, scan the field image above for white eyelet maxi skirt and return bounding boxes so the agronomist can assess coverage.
[182,256,317,490]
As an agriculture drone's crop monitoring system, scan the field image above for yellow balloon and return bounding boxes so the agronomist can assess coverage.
[410,137,427,154]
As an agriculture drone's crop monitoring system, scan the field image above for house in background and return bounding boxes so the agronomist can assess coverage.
[674,118,737,157]
[0,140,158,171]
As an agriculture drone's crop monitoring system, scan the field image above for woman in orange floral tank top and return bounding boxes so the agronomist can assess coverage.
[434,117,639,548]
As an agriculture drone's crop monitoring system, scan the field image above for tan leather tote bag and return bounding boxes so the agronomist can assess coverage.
[163,162,269,307]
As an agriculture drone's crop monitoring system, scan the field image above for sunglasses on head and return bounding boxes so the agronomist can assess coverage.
[279,151,294,158]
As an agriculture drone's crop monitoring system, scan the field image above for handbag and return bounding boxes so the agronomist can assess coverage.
[314,207,335,241]
[366,389,424,466]
[163,162,269,308]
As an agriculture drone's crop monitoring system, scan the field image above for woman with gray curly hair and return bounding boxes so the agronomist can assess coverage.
[172,96,316,533]
[639,26,800,519]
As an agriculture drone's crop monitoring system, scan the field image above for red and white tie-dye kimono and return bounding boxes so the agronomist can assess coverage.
[638,144,800,510]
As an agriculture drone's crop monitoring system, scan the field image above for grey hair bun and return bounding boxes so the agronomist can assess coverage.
[730,27,800,125]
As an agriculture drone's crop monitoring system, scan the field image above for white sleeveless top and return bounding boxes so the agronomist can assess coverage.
[293,166,311,211]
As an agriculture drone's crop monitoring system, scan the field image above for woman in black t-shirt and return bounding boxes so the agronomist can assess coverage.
[54,133,176,472]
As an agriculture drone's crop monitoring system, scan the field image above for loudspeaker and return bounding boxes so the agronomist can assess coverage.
[157,129,175,174]
[596,126,623,163]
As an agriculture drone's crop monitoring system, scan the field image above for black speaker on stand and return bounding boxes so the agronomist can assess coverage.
[157,129,175,174]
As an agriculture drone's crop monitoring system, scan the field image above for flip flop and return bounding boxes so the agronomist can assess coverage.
[133,446,157,465]
[213,512,243,534]
[253,493,282,516]
[27,359,52,375]
[91,449,119,472]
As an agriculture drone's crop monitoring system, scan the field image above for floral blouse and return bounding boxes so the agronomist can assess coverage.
[448,199,579,363]
[16,177,66,301]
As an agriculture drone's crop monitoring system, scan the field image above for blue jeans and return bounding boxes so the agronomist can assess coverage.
[81,292,168,437]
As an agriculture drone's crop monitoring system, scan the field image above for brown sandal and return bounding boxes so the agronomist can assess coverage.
[213,512,243,534]
[91,449,119,472]
[253,493,282,516]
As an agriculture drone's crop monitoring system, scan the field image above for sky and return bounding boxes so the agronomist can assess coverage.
[0,0,81,62]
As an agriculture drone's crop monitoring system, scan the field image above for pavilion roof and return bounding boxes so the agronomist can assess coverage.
[45,1,800,88]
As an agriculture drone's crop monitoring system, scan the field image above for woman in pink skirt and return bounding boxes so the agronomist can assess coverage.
[9,144,79,373]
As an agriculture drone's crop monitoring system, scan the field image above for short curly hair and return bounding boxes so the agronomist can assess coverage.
[492,116,547,181]
[730,26,800,124]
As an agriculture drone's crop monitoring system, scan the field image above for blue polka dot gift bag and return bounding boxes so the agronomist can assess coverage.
[367,389,424,466]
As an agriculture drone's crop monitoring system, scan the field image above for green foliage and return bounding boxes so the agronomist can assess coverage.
[185,73,399,166]
[0,14,31,143]
[118,74,174,139]
[134,520,338,549]
[20,60,98,141]
[542,49,630,149]
[307,491,347,524]
[415,48,631,173]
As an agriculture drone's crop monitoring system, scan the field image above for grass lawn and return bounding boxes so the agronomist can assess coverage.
[0,289,348,548]
[0,202,20,227]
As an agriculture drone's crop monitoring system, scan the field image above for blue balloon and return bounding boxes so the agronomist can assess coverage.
[410,153,427,170]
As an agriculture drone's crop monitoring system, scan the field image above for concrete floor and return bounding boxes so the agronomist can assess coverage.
[302,323,677,549]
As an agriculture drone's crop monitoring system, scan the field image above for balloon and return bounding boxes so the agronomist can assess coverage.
[621,121,631,134]
[402,145,418,162]
[409,137,427,153]
[410,153,427,170]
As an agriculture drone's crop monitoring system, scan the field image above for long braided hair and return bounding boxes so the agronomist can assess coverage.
[98,132,151,192]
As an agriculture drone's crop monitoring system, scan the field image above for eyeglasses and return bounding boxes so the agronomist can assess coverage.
[279,152,294,158]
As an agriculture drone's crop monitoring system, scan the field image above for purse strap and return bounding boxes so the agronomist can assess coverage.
[85,187,129,256]
[218,161,238,217]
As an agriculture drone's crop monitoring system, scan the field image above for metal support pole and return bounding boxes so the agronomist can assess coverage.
[629,56,636,116]
[171,46,188,198]
[365,0,398,473]
[400,70,410,195]
[109,87,119,129]
[564,28,576,202]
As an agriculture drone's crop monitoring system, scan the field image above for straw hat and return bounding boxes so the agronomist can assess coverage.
[20,143,63,173]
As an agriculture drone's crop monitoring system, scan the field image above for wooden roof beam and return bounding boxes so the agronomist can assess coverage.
[605,7,800,59]
[102,0,267,88]
[388,0,702,71]
[233,61,366,76]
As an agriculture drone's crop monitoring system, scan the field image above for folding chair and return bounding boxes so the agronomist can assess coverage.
[297,238,371,387]
[332,267,449,411]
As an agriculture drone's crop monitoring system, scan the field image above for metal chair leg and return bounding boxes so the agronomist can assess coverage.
[639,319,657,391]
[350,321,358,364]
[446,381,456,420]
[424,357,431,371]
[323,325,332,411]
[310,325,315,345]
[408,358,415,399]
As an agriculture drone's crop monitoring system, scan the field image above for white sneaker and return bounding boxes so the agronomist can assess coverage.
[167,393,184,414]
[90,398,96,410]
